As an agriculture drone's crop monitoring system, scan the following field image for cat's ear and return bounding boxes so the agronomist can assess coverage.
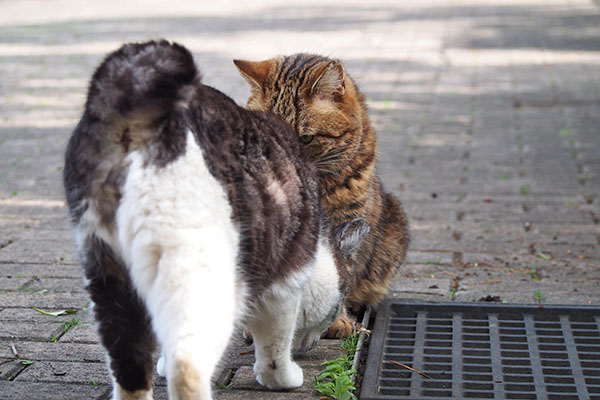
[332,218,370,258]
[311,61,346,97]
[233,59,273,90]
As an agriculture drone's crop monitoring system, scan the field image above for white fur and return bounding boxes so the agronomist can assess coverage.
[111,373,153,400]
[246,268,309,389]
[294,239,342,353]
[114,130,241,399]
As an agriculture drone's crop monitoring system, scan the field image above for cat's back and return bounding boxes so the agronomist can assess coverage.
[64,41,321,298]
[182,83,322,296]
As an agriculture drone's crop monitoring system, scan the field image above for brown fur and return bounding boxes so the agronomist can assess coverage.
[234,54,409,317]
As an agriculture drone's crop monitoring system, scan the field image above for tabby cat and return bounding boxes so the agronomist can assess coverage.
[63,41,366,400]
[235,54,410,336]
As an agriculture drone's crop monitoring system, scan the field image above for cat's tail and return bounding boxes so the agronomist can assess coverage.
[84,40,199,127]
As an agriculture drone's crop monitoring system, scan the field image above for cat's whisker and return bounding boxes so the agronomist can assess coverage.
[316,151,352,163]
[316,166,342,177]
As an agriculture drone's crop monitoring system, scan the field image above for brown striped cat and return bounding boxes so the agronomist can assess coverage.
[234,54,410,337]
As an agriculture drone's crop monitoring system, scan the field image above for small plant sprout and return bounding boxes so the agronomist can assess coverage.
[559,128,574,137]
[450,289,457,300]
[62,318,80,333]
[315,332,360,400]
[530,268,540,281]
[520,184,531,195]
[315,358,357,400]
[424,256,442,265]
[534,289,543,304]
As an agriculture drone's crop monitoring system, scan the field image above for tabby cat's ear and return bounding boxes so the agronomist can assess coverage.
[311,61,346,97]
[233,59,273,90]
[332,218,370,258]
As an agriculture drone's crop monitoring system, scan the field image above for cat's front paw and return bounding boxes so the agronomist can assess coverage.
[323,313,354,339]
[254,360,303,390]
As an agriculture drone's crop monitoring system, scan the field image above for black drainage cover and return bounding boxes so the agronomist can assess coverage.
[361,301,600,400]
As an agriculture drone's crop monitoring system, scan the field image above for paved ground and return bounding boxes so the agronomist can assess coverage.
[0,0,599,398]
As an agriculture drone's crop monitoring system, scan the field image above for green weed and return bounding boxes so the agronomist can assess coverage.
[530,268,540,281]
[315,333,359,399]
[534,289,543,303]
[62,318,80,333]
[424,256,442,265]
[559,128,574,137]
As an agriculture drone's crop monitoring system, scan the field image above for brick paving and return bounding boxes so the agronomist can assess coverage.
[0,0,599,398]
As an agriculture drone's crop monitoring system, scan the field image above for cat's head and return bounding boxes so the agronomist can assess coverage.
[293,218,370,354]
[234,54,365,176]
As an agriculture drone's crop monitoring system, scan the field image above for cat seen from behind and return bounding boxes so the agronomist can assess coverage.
[64,41,366,400]
[235,54,410,337]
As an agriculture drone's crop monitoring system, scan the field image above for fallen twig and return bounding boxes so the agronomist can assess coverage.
[385,359,433,379]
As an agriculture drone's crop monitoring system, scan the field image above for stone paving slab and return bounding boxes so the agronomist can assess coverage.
[0,0,599,399]
[0,382,109,400]
[0,341,104,363]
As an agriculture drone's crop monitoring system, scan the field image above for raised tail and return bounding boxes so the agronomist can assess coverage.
[84,40,199,127]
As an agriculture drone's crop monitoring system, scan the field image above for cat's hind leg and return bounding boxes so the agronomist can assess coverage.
[82,237,155,400]
[138,247,239,400]
[247,279,305,390]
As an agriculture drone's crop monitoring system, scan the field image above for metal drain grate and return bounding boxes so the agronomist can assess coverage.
[361,301,600,400]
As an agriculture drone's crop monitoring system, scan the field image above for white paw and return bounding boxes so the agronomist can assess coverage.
[254,360,303,390]
[156,354,166,377]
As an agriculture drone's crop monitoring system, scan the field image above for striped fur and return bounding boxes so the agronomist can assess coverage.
[235,54,410,324]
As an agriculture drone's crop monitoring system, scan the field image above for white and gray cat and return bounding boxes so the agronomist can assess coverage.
[63,40,368,400]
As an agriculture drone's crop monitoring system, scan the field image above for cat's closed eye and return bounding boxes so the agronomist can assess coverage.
[299,135,314,144]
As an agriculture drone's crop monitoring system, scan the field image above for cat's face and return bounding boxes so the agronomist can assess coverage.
[234,54,364,176]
